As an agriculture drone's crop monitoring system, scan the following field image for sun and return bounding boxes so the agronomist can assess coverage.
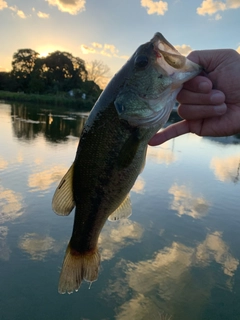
[36,45,65,58]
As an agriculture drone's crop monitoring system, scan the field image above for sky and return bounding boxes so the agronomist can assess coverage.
[1,0,240,78]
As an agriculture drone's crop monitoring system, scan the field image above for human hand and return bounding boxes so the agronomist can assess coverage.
[149,49,240,146]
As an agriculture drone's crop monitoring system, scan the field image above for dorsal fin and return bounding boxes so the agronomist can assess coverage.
[108,194,132,221]
[52,163,75,216]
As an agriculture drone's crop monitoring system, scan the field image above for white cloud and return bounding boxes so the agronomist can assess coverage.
[46,0,85,15]
[28,165,68,191]
[237,46,240,53]
[9,5,27,18]
[17,9,26,18]
[92,42,102,49]
[210,155,240,183]
[175,44,193,56]
[215,12,223,19]
[80,42,128,60]
[141,0,168,15]
[168,183,210,219]
[197,0,240,17]
[37,11,50,18]
[19,233,62,260]
[80,44,96,55]
[0,186,24,223]
[227,0,240,9]
[0,0,7,10]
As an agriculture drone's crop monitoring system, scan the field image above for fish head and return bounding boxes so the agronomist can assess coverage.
[114,32,202,127]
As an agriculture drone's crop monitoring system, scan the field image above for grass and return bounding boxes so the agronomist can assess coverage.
[0,90,96,111]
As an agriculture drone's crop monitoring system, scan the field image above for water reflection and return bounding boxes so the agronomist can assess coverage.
[11,103,87,142]
[107,231,238,319]
[1,102,240,319]
[210,155,240,183]
[28,165,68,191]
[147,140,177,164]
[168,183,210,219]
[132,176,145,194]
[0,226,10,261]
[99,220,143,261]
[19,233,63,260]
[196,231,239,276]
[0,185,24,223]
[0,157,8,170]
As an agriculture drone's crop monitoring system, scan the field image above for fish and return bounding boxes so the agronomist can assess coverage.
[52,32,201,294]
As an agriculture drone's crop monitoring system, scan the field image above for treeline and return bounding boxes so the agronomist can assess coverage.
[0,49,102,99]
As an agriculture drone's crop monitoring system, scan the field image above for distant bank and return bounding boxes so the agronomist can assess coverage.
[0,91,95,111]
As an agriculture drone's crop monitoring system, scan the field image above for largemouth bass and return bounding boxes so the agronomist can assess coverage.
[52,33,201,294]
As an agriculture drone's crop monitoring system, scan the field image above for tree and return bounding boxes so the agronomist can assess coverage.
[11,49,39,92]
[87,60,110,88]
[42,51,88,93]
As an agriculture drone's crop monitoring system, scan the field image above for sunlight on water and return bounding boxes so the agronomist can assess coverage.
[1,102,240,320]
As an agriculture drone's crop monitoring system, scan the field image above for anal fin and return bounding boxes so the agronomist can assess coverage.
[108,194,132,221]
[52,163,75,216]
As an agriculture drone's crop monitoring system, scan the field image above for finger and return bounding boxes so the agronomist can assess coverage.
[178,103,227,120]
[181,76,212,93]
[148,121,190,146]
[177,89,225,105]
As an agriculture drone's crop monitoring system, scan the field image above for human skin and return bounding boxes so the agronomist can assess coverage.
[149,49,240,146]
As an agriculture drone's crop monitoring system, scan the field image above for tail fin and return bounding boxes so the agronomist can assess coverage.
[58,243,101,294]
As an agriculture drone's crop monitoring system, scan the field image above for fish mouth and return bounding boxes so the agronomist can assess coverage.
[151,32,202,80]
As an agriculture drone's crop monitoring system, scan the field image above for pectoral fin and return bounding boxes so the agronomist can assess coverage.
[52,163,75,216]
[108,194,132,221]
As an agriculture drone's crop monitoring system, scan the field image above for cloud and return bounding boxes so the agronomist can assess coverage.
[197,0,240,17]
[0,157,8,170]
[168,183,210,219]
[46,0,86,15]
[0,186,24,223]
[131,177,145,194]
[28,165,68,191]
[115,294,172,320]
[17,9,26,18]
[99,220,143,261]
[9,5,27,18]
[215,12,223,19]
[0,0,7,10]
[175,44,193,56]
[80,44,96,55]
[141,0,168,15]
[19,233,62,260]
[37,11,50,18]
[92,42,103,49]
[80,42,129,60]
[210,155,240,183]
[106,231,238,319]
[196,231,239,276]
[237,46,240,53]
[147,141,177,165]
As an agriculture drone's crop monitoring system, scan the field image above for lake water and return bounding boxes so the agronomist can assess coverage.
[1,101,240,320]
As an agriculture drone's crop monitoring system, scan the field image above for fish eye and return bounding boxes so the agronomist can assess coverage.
[135,55,149,69]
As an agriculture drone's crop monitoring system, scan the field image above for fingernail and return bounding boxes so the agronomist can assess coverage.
[198,82,211,92]
[210,92,225,104]
[213,104,227,115]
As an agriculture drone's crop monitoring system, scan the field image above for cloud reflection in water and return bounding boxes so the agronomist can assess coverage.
[168,183,210,219]
[107,231,238,319]
[0,186,24,223]
[28,165,68,191]
[210,155,240,183]
[18,233,63,260]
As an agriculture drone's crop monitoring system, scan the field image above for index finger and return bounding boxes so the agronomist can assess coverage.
[181,75,212,93]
